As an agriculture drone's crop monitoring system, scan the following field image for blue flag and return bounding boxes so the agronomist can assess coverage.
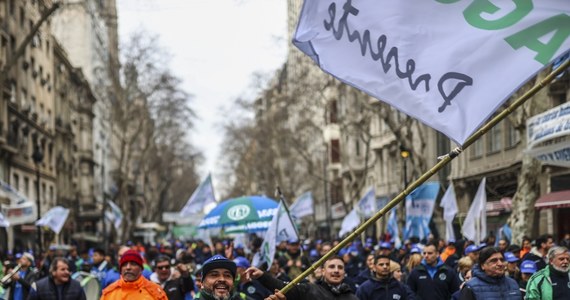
[404,182,439,240]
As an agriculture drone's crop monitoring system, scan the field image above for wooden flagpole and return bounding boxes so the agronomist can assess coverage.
[279,59,570,294]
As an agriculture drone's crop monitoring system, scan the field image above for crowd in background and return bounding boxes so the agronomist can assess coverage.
[0,232,568,299]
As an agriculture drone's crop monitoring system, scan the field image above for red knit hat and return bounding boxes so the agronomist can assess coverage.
[119,249,143,269]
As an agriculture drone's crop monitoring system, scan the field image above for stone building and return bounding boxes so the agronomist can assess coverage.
[51,0,118,241]
[0,0,58,250]
[52,40,96,244]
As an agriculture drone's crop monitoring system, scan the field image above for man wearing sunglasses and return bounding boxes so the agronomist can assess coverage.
[152,255,194,300]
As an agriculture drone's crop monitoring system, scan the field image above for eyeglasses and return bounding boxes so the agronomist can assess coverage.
[156,265,170,270]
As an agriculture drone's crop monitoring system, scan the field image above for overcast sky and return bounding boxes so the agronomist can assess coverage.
[117,0,288,185]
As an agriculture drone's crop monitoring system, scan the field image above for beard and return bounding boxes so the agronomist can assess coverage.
[552,264,569,273]
[202,287,231,300]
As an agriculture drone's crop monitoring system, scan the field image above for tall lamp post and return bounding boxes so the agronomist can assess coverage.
[400,146,410,188]
[32,143,43,257]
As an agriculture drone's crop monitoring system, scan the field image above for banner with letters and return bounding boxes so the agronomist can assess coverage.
[294,0,570,144]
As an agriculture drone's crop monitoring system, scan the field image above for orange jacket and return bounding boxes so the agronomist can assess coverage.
[101,274,167,300]
[440,246,456,262]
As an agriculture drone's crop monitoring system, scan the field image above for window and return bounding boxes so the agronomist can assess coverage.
[24,177,29,196]
[19,7,24,27]
[355,139,361,157]
[41,183,46,205]
[506,120,520,148]
[13,174,19,191]
[488,122,503,153]
[331,139,341,163]
[9,0,15,16]
[329,100,338,124]
[471,138,483,158]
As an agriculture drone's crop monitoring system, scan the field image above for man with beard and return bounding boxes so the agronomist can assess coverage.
[1,252,39,300]
[27,257,86,300]
[196,255,248,300]
[101,249,167,300]
[246,256,359,300]
[356,255,416,300]
[526,246,570,299]
[151,255,194,300]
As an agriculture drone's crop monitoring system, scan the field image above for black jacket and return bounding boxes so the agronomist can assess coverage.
[258,272,359,300]
[1,267,40,300]
[27,276,86,300]
[356,276,416,300]
[406,261,460,300]
[161,275,194,300]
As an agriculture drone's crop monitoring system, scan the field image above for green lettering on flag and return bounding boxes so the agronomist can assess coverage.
[436,0,460,4]
[505,14,570,65]
[463,0,532,30]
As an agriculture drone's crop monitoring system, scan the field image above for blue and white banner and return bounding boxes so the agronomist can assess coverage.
[105,200,123,230]
[180,174,217,217]
[404,182,439,240]
[339,208,360,238]
[293,0,570,145]
[289,191,314,219]
[36,206,70,234]
[356,186,376,219]
[387,208,401,249]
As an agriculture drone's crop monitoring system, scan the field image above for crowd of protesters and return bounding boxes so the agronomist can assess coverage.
[0,232,567,299]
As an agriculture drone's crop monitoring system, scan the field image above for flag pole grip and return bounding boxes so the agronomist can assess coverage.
[279,59,569,294]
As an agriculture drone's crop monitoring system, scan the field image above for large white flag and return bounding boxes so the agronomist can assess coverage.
[252,201,298,270]
[0,212,9,227]
[339,208,360,237]
[462,178,487,244]
[293,0,570,144]
[356,186,376,219]
[289,191,314,219]
[440,182,459,242]
[36,206,70,234]
[180,174,216,217]
[105,200,123,230]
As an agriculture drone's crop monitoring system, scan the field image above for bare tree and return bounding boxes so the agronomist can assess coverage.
[108,31,200,241]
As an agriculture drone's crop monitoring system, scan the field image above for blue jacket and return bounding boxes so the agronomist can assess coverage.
[356,276,416,300]
[406,258,460,300]
[460,264,520,300]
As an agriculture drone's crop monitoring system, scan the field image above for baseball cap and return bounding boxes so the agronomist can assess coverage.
[233,256,251,269]
[201,255,237,278]
[465,245,481,254]
[410,246,422,254]
[287,238,300,244]
[504,252,519,263]
[379,242,392,249]
[520,260,537,274]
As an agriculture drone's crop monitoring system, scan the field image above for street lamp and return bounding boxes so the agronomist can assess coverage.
[32,143,43,257]
[400,145,410,188]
